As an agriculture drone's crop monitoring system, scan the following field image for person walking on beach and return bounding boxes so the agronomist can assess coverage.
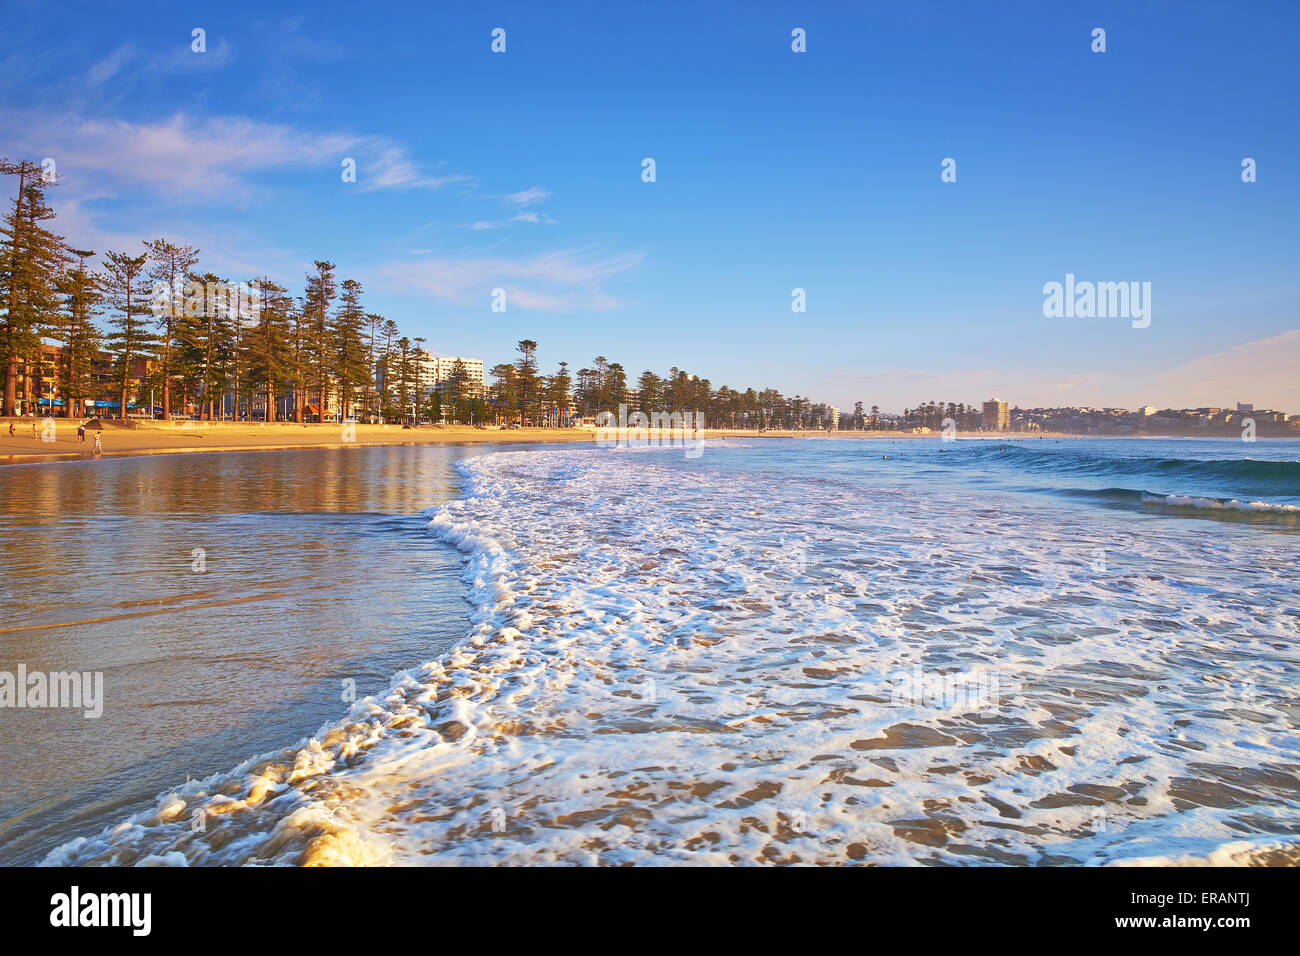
[92,433,102,457]
[6,421,13,437]
[77,422,86,443]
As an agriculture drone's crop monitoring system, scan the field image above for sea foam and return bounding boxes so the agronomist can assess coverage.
[44,445,1300,866]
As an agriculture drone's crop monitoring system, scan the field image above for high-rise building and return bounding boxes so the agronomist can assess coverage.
[982,399,1009,431]
[406,350,486,398]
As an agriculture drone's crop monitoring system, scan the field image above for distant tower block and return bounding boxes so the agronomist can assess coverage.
[982,399,1009,431]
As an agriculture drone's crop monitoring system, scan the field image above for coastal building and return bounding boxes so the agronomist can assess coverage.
[995,404,1292,437]
[982,399,1009,431]
[411,350,486,400]
[10,343,150,418]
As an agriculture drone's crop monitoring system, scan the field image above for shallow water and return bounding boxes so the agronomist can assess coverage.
[0,445,493,865]
[7,438,1300,866]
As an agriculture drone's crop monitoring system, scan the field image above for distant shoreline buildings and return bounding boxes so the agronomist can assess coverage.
[8,341,1297,437]
[1008,403,1298,436]
[874,399,1297,437]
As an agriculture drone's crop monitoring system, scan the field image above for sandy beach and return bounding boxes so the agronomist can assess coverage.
[0,419,594,465]
[0,419,1079,466]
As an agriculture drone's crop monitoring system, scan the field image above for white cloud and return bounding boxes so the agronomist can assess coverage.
[510,210,556,224]
[376,248,642,313]
[86,44,135,85]
[504,186,550,206]
[360,145,470,192]
[1,109,469,201]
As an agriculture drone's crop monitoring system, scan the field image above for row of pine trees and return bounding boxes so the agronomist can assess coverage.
[0,157,428,422]
[491,340,845,430]
[3,156,875,429]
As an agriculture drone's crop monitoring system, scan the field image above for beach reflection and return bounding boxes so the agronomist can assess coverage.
[0,445,483,865]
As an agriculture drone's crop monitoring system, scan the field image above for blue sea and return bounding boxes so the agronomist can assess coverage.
[9,437,1299,865]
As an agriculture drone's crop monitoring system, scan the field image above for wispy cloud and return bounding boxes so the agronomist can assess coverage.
[263,17,346,62]
[252,17,346,111]
[150,38,235,73]
[463,185,557,229]
[377,247,642,313]
[1155,329,1300,411]
[504,186,550,207]
[2,109,469,201]
[510,210,556,224]
[360,147,470,192]
[85,38,234,86]
[86,44,135,85]
[39,191,306,283]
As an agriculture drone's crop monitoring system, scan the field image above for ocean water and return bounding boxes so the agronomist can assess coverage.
[21,437,1300,866]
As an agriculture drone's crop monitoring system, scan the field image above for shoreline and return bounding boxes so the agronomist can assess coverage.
[1,422,594,466]
[0,423,1161,467]
[0,420,1133,466]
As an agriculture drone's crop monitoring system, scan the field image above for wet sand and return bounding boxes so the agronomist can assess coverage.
[0,443,481,864]
[0,421,593,465]
[0,419,1078,466]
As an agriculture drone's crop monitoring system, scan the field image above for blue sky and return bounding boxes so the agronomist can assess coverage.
[2,0,1297,412]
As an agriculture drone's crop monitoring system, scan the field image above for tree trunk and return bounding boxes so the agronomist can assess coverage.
[64,339,74,418]
[2,360,16,416]
[161,322,171,420]
[120,351,130,421]
[3,164,28,416]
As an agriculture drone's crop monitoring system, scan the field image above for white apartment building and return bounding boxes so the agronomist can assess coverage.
[410,350,486,398]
